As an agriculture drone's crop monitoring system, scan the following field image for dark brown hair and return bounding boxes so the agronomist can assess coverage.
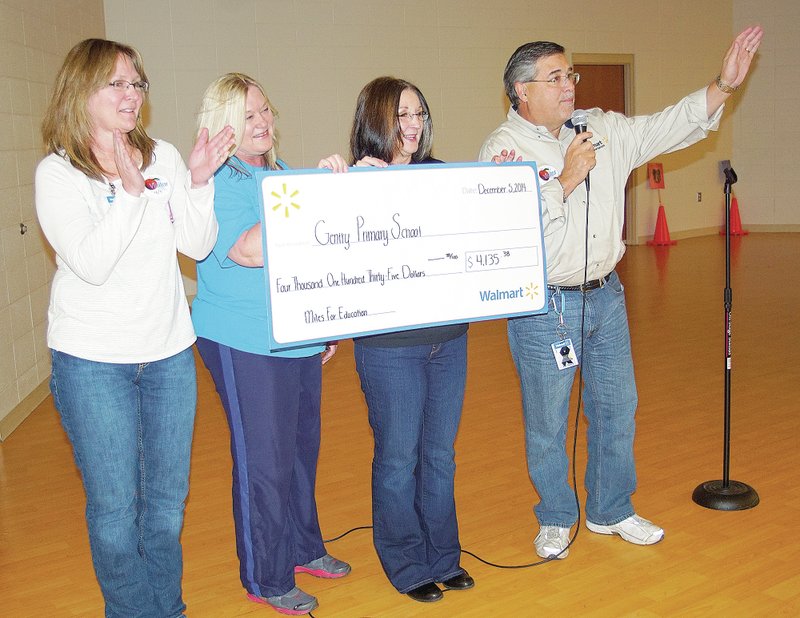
[349,76,433,164]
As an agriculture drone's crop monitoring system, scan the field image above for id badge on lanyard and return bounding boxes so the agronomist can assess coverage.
[550,292,578,370]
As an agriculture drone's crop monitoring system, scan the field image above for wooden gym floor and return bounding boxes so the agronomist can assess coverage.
[1,233,799,617]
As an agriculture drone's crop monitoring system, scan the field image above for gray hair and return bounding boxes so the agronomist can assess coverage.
[503,41,565,108]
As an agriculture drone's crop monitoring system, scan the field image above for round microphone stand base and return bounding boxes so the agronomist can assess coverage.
[692,480,759,511]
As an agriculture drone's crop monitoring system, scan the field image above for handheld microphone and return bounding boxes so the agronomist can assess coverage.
[571,109,590,191]
[571,109,588,136]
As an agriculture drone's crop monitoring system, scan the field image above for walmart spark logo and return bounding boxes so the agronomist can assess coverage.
[525,283,540,300]
[271,183,300,218]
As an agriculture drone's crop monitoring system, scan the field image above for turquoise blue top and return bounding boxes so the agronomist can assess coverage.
[192,158,324,358]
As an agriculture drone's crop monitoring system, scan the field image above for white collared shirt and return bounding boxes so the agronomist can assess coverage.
[479,87,722,286]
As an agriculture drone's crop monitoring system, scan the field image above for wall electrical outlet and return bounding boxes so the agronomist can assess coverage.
[697,192,702,202]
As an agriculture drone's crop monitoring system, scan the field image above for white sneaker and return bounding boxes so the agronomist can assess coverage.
[586,514,664,545]
[534,525,571,559]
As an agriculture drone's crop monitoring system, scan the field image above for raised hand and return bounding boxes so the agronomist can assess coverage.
[189,125,236,187]
[113,129,145,196]
[720,25,764,89]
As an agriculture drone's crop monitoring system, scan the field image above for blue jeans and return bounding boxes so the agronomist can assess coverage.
[507,271,638,528]
[51,348,196,618]
[354,334,467,593]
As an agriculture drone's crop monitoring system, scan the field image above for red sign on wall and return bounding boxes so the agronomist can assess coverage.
[647,163,665,189]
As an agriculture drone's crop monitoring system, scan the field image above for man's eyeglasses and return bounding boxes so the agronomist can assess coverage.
[526,72,580,88]
[397,111,429,123]
[108,80,150,93]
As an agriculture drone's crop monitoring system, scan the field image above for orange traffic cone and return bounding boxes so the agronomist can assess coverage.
[720,195,749,236]
[647,204,677,246]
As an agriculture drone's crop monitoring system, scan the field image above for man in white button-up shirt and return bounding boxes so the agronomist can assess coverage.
[479,26,763,561]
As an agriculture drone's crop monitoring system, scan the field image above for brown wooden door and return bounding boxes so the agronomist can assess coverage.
[574,63,629,239]
[574,64,625,114]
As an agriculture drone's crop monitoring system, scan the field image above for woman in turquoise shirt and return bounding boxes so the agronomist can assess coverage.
[193,73,349,616]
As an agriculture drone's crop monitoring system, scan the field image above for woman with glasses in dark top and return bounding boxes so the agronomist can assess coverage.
[349,76,474,604]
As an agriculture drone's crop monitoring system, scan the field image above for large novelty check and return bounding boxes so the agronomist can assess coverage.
[258,162,547,351]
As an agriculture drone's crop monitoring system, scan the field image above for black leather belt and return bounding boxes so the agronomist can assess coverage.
[547,274,611,292]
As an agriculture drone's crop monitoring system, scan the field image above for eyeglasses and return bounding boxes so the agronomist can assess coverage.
[526,72,580,88]
[397,111,429,123]
[107,79,150,93]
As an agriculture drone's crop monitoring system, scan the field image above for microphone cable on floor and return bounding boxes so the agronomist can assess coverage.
[323,178,593,572]
[322,375,583,569]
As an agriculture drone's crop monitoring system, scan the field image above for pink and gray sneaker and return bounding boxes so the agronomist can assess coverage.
[247,586,318,615]
[294,553,351,579]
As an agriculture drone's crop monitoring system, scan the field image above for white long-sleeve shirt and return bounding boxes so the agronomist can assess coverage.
[35,140,218,363]
[479,88,722,286]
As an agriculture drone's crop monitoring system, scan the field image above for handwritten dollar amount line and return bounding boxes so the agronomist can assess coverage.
[429,252,460,262]
[466,250,512,271]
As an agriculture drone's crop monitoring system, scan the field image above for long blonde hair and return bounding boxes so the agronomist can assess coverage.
[197,73,279,170]
[41,38,155,180]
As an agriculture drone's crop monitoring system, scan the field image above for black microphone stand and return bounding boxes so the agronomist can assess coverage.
[692,166,759,510]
